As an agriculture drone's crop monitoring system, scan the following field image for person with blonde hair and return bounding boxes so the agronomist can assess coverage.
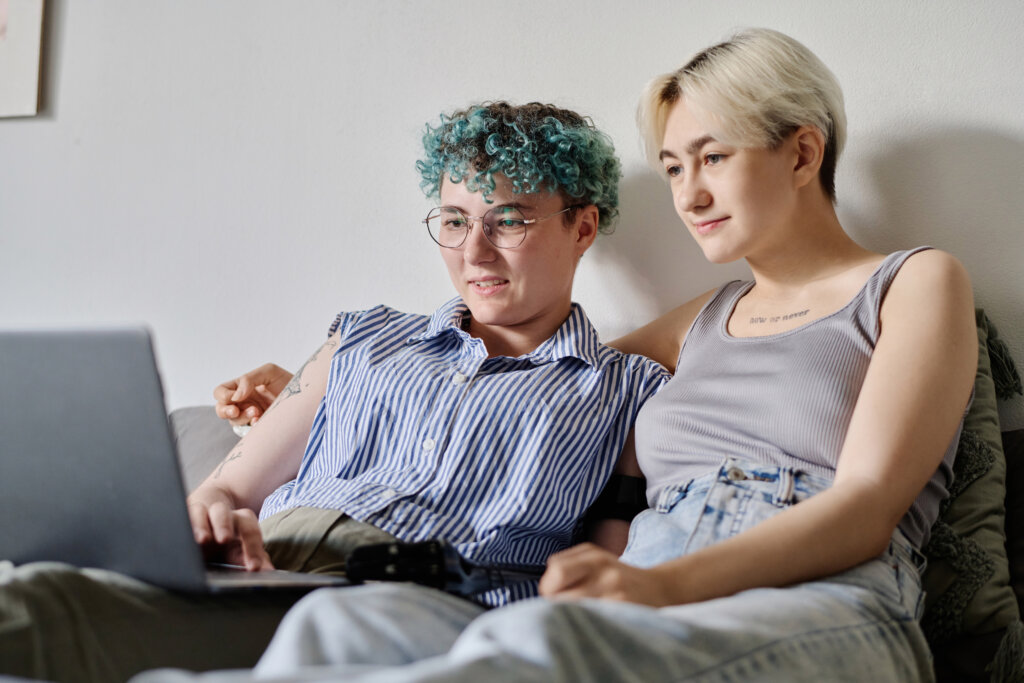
[171,28,975,682]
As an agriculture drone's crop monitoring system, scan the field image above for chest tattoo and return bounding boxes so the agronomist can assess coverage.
[749,309,811,325]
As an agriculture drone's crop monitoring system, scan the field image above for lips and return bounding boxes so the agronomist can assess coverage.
[693,217,728,236]
[468,278,510,296]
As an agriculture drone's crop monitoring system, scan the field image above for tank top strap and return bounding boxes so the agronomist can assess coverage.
[674,280,751,366]
[855,246,933,344]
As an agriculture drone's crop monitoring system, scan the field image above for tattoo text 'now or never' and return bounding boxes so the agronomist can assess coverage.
[750,309,810,325]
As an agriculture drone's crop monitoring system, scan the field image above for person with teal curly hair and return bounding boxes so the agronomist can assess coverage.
[0,100,669,683]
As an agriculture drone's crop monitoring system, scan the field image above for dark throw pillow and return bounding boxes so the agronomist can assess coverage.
[923,310,1024,682]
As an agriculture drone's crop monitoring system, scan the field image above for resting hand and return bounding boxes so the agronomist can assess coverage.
[187,498,274,571]
[213,363,293,427]
[539,543,671,606]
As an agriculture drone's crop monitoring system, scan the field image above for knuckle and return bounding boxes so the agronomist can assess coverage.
[237,508,258,523]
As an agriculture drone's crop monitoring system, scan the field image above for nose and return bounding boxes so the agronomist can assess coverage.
[462,217,497,263]
[677,175,711,214]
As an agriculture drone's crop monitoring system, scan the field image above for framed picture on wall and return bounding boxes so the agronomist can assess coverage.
[0,0,44,118]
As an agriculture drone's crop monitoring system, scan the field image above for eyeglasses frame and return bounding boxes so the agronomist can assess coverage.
[423,204,581,249]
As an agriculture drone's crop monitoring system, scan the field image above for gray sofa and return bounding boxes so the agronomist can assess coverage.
[167,311,1024,681]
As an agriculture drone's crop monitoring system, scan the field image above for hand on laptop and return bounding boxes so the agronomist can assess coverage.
[187,499,274,571]
[213,363,293,427]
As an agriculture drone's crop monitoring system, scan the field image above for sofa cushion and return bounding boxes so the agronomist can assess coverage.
[169,405,240,492]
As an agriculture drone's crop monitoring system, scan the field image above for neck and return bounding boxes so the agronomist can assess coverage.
[466,307,572,359]
[744,199,874,298]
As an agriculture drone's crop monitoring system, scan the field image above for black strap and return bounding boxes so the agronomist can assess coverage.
[587,474,648,522]
[345,540,543,598]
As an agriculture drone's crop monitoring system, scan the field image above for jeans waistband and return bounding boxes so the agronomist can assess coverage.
[652,459,928,571]
[654,457,832,513]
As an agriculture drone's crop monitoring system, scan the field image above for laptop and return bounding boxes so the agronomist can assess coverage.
[0,327,348,593]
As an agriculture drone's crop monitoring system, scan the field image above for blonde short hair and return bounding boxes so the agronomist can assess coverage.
[638,28,846,201]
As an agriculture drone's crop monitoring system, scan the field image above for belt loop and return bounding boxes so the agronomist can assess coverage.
[775,467,795,505]
[720,457,744,484]
[655,478,694,512]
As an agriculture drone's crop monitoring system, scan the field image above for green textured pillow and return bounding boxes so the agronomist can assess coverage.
[923,310,1023,682]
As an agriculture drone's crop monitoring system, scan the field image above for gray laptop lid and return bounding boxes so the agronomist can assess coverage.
[0,328,346,592]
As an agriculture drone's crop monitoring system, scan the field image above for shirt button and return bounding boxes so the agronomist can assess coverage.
[379,488,398,500]
[422,438,435,450]
[452,372,468,385]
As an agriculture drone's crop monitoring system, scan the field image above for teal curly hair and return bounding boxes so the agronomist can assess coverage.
[417,102,621,233]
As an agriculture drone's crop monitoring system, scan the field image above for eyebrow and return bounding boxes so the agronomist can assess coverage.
[441,201,533,213]
[658,134,718,162]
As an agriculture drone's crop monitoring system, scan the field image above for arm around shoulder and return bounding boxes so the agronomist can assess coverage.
[213,363,294,426]
[609,288,717,372]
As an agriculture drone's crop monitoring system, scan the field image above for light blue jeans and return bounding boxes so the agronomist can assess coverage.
[135,459,935,682]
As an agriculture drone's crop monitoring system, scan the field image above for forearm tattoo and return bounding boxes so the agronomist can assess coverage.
[212,339,338,480]
[262,339,337,418]
[214,448,242,479]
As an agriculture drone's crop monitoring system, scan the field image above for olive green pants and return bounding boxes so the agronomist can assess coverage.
[0,508,396,683]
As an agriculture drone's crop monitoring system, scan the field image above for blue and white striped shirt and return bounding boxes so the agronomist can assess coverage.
[260,297,668,605]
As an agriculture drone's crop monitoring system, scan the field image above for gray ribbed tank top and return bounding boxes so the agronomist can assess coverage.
[635,247,957,548]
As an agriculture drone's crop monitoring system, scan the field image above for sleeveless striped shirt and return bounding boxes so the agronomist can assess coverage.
[260,298,669,605]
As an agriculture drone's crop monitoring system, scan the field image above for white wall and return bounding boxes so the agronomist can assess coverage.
[2,0,1022,429]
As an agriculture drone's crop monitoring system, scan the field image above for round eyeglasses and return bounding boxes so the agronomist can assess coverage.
[423,205,576,249]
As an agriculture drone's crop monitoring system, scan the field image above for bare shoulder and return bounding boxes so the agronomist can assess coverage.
[879,249,975,366]
[610,288,718,372]
[884,249,973,313]
[895,248,969,282]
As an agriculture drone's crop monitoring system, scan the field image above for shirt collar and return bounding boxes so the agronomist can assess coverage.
[409,296,609,370]
[413,296,471,340]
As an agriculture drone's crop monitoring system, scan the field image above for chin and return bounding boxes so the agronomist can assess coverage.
[465,300,513,323]
[699,244,745,265]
